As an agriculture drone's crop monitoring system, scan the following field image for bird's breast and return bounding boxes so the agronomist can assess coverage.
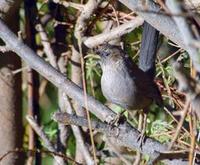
[101,67,152,109]
[101,68,139,108]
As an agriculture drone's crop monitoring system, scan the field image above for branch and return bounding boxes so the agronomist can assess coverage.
[74,0,102,39]
[84,17,144,48]
[57,51,93,163]
[0,19,115,123]
[52,112,192,165]
[74,1,103,163]
[53,0,143,48]
[60,93,94,164]
[35,23,58,69]
[106,138,132,165]
[52,0,83,11]
[166,0,200,72]
[52,112,166,159]
[26,116,65,165]
[118,0,185,48]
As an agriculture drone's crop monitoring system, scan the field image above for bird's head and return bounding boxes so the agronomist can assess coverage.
[94,44,124,69]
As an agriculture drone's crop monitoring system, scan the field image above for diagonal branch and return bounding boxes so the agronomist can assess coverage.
[0,19,116,123]
[166,0,200,72]
[118,0,184,48]
[84,17,144,48]
[52,112,192,165]
[26,116,65,165]
[52,112,166,159]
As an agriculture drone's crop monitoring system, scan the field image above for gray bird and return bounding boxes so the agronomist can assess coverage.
[95,44,163,112]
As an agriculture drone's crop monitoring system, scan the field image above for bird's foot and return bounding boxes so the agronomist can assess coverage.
[137,130,146,150]
[136,111,147,149]
[110,110,126,126]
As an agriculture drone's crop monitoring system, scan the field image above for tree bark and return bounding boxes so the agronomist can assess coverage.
[0,0,24,164]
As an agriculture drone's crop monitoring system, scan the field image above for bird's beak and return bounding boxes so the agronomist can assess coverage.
[92,46,106,58]
[84,53,100,60]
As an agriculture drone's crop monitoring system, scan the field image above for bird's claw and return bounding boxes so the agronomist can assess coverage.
[109,110,126,126]
[137,132,146,150]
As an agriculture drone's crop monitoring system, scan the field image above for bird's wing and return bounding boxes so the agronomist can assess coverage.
[123,54,163,107]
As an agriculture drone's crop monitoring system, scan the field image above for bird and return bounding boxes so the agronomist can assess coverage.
[95,44,163,113]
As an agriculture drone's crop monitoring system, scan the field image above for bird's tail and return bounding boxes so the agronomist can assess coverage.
[139,22,159,80]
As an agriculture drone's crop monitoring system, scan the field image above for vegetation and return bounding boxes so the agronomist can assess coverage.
[0,0,199,164]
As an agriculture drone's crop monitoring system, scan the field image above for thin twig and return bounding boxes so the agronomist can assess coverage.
[26,116,65,165]
[188,110,197,165]
[35,23,58,69]
[160,48,182,64]
[0,148,81,165]
[74,0,103,164]
[106,138,132,165]
[52,0,83,10]
[61,93,94,165]
[133,113,144,165]
[12,66,29,75]
[71,46,89,163]
[168,101,190,150]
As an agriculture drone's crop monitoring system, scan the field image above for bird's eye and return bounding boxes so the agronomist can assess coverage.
[103,51,110,56]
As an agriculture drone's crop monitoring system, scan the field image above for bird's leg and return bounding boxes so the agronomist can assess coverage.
[137,111,147,149]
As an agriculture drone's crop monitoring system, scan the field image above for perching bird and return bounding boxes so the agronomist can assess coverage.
[95,44,163,112]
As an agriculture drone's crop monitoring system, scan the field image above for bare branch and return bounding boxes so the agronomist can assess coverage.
[0,19,116,123]
[74,0,102,39]
[84,17,144,48]
[70,47,88,163]
[118,0,184,48]
[74,0,103,163]
[166,0,200,72]
[35,23,58,69]
[52,112,166,158]
[52,0,83,10]
[52,112,191,165]
[106,138,132,165]
[26,116,64,165]
[60,93,94,165]
[168,101,190,150]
